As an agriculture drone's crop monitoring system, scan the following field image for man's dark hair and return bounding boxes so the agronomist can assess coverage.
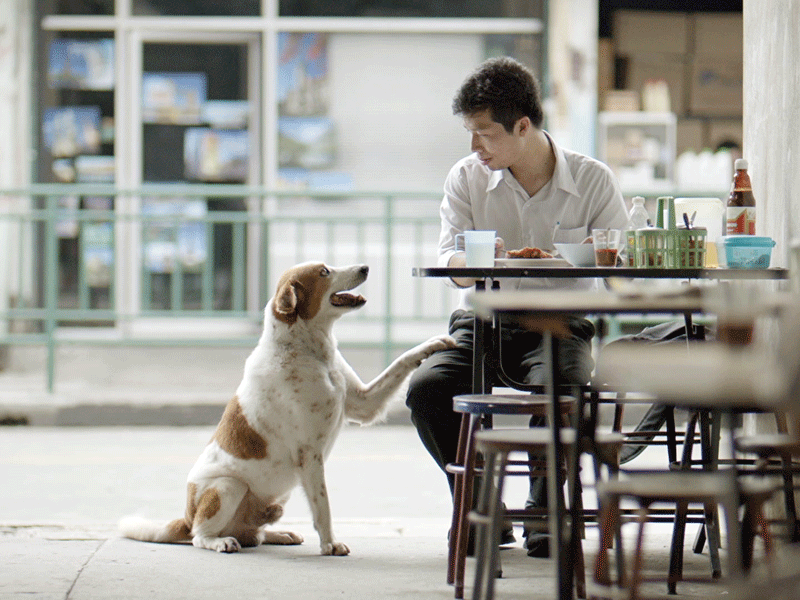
[452,56,544,132]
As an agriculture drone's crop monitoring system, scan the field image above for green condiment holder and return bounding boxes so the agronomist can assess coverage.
[635,227,670,268]
[655,196,708,268]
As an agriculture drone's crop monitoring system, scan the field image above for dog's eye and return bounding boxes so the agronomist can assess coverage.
[320,267,330,277]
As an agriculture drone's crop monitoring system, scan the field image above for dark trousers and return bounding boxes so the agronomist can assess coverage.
[405,309,595,508]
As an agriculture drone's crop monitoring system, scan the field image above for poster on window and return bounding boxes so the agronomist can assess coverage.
[82,222,114,287]
[278,32,329,117]
[55,195,80,238]
[75,155,115,182]
[42,106,102,158]
[48,38,115,91]
[183,128,249,182]
[202,100,249,129]
[278,117,335,170]
[141,198,207,273]
[142,72,207,125]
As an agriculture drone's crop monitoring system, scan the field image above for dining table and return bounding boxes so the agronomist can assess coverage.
[412,263,788,600]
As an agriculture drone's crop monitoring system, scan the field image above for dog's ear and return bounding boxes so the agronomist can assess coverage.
[272,279,301,325]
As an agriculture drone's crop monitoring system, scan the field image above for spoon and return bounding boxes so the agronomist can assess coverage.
[683,212,691,229]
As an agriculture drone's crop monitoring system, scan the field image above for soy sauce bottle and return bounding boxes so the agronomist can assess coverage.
[726,159,756,235]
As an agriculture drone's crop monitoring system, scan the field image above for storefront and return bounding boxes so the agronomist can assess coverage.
[22,0,544,332]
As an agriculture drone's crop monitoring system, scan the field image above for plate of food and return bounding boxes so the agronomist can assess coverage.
[495,258,570,268]
[495,247,570,268]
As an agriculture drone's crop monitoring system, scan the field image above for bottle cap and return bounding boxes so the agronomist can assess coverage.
[632,196,645,204]
[735,158,748,170]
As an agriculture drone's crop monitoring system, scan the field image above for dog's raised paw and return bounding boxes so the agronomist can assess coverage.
[422,334,457,355]
[321,541,350,556]
[262,530,304,545]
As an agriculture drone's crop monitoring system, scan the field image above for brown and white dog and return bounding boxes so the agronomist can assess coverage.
[119,262,454,555]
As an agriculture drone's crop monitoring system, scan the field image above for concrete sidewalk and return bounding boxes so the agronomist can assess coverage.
[0,424,766,600]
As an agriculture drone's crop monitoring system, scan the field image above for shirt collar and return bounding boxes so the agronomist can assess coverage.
[545,132,581,198]
[487,131,581,198]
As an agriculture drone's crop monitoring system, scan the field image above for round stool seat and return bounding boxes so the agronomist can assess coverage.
[474,427,624,454]
[736,433,800,456]
[453,393,575,416]
[598,472,776,505]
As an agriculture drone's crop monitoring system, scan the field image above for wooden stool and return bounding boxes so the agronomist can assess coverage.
[590,471,775,600]
[447,394,575,599]
[668,409,789,583]
[735,433,800,543]
[470,427,624,600]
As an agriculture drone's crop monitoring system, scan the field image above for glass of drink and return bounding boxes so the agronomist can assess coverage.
[703,281,759,347]
[592,229,621,267]
[455,230,496,267]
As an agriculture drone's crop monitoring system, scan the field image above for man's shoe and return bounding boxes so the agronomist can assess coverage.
[455,525,516,556]
[524,531,551,558]
[500,526,516,546]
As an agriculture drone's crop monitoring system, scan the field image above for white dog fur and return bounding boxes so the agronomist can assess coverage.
[119,262,454,555]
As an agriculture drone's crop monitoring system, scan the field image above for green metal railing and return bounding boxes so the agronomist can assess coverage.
[0,185,456,392]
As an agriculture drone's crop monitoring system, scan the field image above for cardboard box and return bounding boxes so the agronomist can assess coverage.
[706,118,743,151]
[598,38,615,109]
[677,118,705,154]
[614,10,690,57]
[689,55,743,116]
[627,52,689,115]
[603,90,640,112]
[693,13,743,57]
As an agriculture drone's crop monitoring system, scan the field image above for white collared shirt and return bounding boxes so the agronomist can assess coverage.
[438,132,628,305]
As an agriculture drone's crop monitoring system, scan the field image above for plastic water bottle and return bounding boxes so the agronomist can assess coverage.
[625,196,650,266]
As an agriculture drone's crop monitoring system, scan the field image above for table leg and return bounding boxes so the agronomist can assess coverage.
[544,331,572,600]
[472,280,487,394]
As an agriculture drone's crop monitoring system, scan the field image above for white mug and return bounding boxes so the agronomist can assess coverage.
[455,230,496,267]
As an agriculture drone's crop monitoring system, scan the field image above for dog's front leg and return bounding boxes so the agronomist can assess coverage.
[296,446,349,556]
[344,334,456,423]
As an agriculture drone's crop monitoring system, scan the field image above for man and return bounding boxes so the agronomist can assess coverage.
[406,56,628,557]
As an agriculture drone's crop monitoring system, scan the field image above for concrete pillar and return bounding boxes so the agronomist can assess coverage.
[546,0,599,157]
[0,0,32,362]
[743,0,800,521]
[744,0,800,260]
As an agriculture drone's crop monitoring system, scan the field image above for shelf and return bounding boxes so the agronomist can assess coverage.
[598,111,677,196]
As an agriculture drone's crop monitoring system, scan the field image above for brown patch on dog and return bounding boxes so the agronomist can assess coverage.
[271,263,330,325]
[185,482,199,524]
[166,518,191,540]
[236,530,262,547]
[214,396,268,460]
[242,492,284,527]
[195,487,222,524]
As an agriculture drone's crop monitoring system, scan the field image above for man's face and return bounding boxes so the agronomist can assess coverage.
[462,109,523,170]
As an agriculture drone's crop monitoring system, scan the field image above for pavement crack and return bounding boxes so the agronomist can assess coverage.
[65,537,107,600]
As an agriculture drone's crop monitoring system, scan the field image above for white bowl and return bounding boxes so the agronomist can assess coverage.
[553,243,596,267]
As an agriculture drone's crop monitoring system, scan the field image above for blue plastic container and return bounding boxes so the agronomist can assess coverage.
[718,235,775,269]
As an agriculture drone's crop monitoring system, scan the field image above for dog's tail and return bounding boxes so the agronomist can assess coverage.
[118,515,192,544]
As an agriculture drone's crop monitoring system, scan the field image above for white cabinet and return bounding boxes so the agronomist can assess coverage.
[597,112,676,195]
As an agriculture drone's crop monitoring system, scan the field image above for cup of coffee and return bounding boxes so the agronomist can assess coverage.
[592,229,621,267]
[455,230,496,267]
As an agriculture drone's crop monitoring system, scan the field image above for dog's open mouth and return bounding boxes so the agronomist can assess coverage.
[330,292,366,307]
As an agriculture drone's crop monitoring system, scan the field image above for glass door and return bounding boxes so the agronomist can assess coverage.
[130,31,261,316]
